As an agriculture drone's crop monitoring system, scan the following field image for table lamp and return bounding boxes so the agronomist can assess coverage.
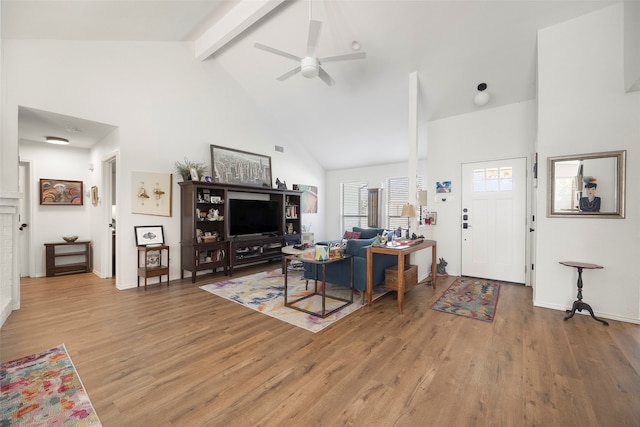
[401,203,417,239]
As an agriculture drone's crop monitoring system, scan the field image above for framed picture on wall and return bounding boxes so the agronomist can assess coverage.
[40,179,83,205]
[210,145,272,188]
[91,186,98,205]
[131,172,172,217]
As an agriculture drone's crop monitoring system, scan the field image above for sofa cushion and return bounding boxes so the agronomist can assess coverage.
[353,227,385,239]
[345,237,375,257]
[343,230,362,240]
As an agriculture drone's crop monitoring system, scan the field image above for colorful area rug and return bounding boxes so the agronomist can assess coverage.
[1,344,102,426]
[431,277,501,322]
[200,269,387,333]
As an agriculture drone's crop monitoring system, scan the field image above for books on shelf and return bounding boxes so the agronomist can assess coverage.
[286,205,298,219]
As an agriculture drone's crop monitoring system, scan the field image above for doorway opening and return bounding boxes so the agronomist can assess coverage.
[18,160,34,278]
[104,155,118,279]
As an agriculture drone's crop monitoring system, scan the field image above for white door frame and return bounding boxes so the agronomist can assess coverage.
[18,159,35,278]
[460,156,530,285]
[101,152,118,281]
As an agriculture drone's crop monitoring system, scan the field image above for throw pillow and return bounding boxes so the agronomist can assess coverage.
[343,230,362,240]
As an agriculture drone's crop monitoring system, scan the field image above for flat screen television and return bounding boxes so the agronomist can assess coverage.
[229,199,280,237]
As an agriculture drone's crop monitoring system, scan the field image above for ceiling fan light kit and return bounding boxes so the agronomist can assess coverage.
[301,57,319,78]
[255,5,366,87]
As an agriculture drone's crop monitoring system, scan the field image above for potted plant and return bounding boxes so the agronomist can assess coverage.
[174,157,208,181]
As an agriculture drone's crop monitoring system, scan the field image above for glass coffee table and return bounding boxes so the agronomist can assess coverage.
[284,253,353,318]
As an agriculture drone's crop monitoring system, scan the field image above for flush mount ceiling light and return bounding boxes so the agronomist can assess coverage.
[474,82,490,106]
[45,136,69,145]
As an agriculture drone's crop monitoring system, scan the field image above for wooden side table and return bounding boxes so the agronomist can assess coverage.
[366,239,437,313]
[137,245,170,290]
[560,261,608,326]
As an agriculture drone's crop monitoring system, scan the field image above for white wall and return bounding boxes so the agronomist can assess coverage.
[624,1,640,91]
[424,101,536,278]
[536,4,640,322]
[5,40,324,289]
[19,142,92,276]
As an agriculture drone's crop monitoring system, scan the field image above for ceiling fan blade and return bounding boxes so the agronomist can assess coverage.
[277,66,302,81]
[318,67,335,86]
[318,52,366,63]
[255,43,301,62]
[306,20,322,57]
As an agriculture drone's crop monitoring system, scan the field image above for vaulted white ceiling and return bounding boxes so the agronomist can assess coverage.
[3,0,619,169]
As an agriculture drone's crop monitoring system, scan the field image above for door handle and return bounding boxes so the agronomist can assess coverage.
[19,223,28,230]
[529,228,535,232]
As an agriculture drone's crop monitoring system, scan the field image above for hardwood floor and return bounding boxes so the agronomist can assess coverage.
[2,267,640,426]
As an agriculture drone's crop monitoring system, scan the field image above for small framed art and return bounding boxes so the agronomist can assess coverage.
[134,225,165,246]
[91,186,98,205]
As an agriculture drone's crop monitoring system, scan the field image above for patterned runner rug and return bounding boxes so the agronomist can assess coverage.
[200,269,387,333]
[431,277,501,322]
[1,343,102,426]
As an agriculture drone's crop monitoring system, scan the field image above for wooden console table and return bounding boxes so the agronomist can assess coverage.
[366,239,437,313]
[45,241,91,277]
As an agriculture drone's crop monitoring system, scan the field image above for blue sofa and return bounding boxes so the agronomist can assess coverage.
[302,231,398,294]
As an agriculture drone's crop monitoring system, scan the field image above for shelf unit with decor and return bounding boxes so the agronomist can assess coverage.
[44,241,92,277]
[180,182,229,283]
[137,244,170,290]
[179,181,302,281]
[284,192,301,245]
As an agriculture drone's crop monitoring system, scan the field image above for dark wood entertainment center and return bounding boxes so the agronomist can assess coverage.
[179,181,302,282]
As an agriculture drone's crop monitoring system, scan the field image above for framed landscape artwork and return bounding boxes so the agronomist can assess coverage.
[210,145,272,188]
[40,179,83,205]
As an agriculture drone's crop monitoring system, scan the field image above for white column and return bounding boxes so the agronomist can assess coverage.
[408,72,419,234]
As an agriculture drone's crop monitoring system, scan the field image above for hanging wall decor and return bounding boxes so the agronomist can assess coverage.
[131,171,172,217]
[40,179,83,205]
[210,145,272,188]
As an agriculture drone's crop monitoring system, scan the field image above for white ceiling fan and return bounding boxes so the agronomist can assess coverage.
[254,2,366,86]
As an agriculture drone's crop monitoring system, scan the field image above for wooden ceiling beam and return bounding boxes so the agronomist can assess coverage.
[195,0,285,61]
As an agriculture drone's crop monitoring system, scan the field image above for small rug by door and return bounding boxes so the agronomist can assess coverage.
[1,343,102,426]
[200,269,387,333]
[431,277,501,322]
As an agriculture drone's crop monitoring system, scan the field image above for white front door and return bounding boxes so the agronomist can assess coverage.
[461,158,526,283]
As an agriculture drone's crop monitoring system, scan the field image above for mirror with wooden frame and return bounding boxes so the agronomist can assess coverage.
[547,150,626,218]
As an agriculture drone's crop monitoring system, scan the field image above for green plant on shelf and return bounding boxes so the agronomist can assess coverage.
[174,157,208,181]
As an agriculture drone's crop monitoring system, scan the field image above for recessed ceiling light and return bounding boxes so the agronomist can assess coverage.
[351,41,361,51]
[45,136,69,145]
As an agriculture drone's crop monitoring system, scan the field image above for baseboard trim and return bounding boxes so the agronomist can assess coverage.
[533,301,640,325]
[0,299,14,329]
